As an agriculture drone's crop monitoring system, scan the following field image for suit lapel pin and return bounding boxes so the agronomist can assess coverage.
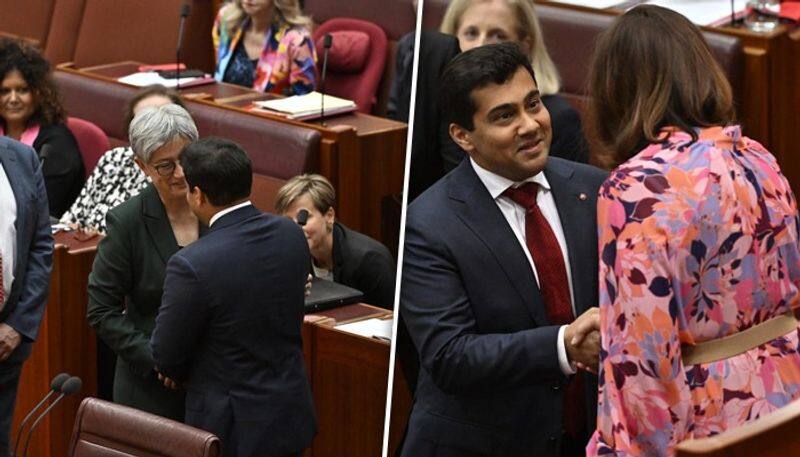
[578,193,588,201]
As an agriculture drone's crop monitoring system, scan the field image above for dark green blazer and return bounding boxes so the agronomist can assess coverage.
[87,184,191,421]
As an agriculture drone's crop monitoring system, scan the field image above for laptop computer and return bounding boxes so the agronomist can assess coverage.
[304,277,364,313]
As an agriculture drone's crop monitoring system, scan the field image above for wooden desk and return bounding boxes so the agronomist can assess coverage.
[66,62,408,248]
[302,305,394,457]
[536,1,800,190]
[11,231,99,457]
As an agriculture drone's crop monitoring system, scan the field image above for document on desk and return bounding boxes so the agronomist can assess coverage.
[644,0,747,25]
[118,71,214,88]
[253,91,357,120]
[336,317,394,341]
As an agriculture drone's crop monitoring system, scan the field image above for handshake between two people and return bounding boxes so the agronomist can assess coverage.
[564,307,600,374]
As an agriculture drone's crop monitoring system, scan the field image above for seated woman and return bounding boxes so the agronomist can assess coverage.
[0,37,83,217]
[87,104,201,421]
[275,174,396,310]
[587,6,800,456]
[440,0,589,165]
[60,85,187,233]
[213,0,316,95]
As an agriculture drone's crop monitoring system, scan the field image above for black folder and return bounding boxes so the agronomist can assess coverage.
[304,278,364,313]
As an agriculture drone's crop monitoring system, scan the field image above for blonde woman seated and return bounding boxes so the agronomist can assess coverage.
[440,0,589,165]
[276,174,396,310]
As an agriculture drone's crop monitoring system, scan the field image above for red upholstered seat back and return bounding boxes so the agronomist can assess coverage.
[66,117,111,177]
[71,0,214,72]
[54,70,319,178]
[68,397,220,457]
[304,0,416,114]
[0,0,54,48]
[314,18,388,113]
[54,70,321,212]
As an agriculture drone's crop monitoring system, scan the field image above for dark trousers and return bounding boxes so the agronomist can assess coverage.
[0,348,27,457]
[560,430,589,457]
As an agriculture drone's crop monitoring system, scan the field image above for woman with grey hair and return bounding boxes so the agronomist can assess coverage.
[86,103,201,421]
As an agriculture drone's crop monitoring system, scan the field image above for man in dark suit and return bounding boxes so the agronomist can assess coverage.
[390,30,463,202]
[151,138,316,457]
[0,137,53,456]
[399,43,607,457]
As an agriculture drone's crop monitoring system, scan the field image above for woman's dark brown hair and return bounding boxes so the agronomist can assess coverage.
[588,5,736,167]
[121,84,186,133]
[0,37,65,127]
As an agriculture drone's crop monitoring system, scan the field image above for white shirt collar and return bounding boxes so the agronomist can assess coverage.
[469,158,551,200]
[209,200,252,227]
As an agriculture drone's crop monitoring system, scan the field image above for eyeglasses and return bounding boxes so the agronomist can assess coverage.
[150,160,179,177]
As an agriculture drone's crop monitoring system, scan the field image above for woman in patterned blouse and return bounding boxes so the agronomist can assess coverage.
[213,0,316,95]
[60,85,188,233]
[587,6,800,456]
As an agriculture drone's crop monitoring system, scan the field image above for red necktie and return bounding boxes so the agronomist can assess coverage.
[503,182,573,323]
[503,182,585,438]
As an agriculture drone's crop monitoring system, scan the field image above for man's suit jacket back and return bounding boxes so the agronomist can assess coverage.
[152,205,316,457]
[400,158,606,456]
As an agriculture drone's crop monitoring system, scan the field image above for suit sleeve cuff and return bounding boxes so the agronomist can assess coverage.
[557,325,577,376]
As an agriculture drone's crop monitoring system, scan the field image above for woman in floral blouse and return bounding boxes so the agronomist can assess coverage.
[587,6,800,456]
[213,0,316,95]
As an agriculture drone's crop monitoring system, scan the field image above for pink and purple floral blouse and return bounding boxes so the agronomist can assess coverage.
[588,126,800,456]
[213,4,317,95]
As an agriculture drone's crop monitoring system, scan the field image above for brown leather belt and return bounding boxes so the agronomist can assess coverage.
[681,312,799,366]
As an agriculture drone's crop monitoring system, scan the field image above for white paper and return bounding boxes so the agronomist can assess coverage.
[644,0,748,25]
[118,71,203,88]
[549,0,625,8]
[335,318,393,341]
[253,91,356,116]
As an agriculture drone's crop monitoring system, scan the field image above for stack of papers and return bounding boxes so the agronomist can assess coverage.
[252,91,358,121]
[118,71,214,88]
[335,318,393,341]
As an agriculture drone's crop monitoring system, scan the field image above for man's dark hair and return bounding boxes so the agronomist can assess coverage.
[180,137,252,206]
[440,42,537,131]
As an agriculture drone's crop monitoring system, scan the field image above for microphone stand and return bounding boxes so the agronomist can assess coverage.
[12,373,69,457]
[176,3,191,91]
[21,377,82,457]
[319,34,333,126]
[12,391,56,456]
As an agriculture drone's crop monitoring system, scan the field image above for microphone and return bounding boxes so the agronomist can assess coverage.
[296,209,309,227]
[176,3,192,91]
[294,209,313,276]
[21,376,82,457]
[12,373,69,457]
[319,34,333,126]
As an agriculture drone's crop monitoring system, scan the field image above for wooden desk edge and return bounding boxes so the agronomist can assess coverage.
[57,64,375,136]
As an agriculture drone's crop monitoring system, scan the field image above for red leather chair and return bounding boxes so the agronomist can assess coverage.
[68,397,220,456]
[66,117,110,177]
[313,18,388,113]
